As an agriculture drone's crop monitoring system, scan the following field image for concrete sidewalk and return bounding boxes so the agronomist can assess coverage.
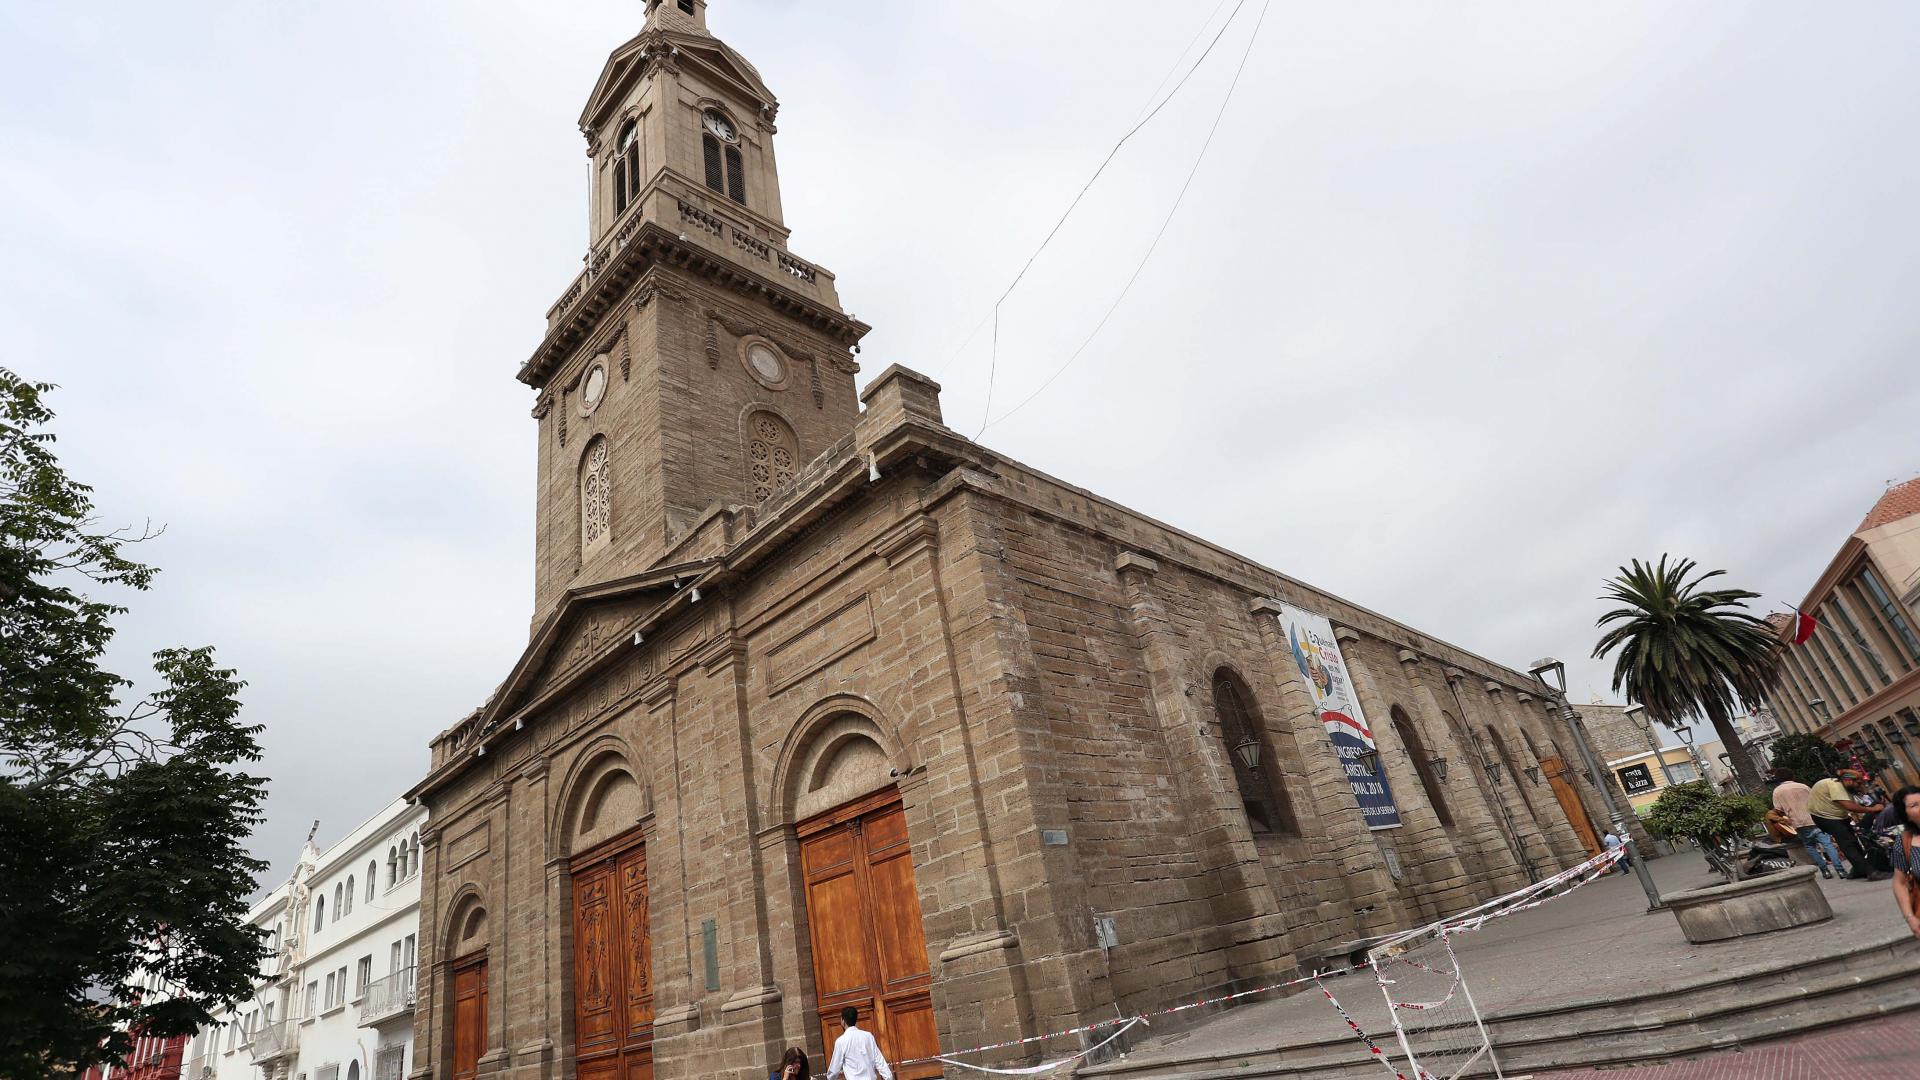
[1537,1012,1920,1077]
[1100,851,1910,1072]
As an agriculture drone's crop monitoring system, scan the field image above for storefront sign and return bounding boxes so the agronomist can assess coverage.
[1276,603,1402,830]
[1616,762,1656,795]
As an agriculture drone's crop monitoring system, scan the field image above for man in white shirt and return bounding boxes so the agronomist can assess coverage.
[826,1007,894,1080]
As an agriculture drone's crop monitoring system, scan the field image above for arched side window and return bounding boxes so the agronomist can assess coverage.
[1391,707,1453,828]
[386,846,398,887]
[1212,668,1300,836]
[410,833,421,877]
[313,896,325,932]
[746,412,797,502]
[366,862,377,902]
[344,876,354,915]
[397,842,409,882]
[611,119,642,216]
[581,437,612,554]
[332,883,344,921]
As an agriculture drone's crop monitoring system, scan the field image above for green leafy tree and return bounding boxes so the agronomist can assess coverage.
[1593,556,1784,792]
[1764,731,1883,785]
[1,369,268,1080]
[1643,781,1771,882]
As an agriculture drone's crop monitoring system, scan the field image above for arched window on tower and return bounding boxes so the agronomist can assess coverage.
[1390,707,1453,827]
[746,412,797,502]
[701,109,746,206]
[612,119,641,216]
[581,437,612,555]
[1212,668,1299,836]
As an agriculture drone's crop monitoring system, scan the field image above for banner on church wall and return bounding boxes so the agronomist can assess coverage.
[1275,603,1402,830]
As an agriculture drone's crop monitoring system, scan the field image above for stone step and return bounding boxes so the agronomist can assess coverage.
[1080,933,1920,1080]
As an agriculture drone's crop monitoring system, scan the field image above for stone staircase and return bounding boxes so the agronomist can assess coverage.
[1078,931,1920,1079]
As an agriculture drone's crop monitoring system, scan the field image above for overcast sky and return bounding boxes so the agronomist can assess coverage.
[6,1,1918,889]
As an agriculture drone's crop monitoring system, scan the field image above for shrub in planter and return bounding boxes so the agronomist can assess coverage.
[1644,781,1771,883]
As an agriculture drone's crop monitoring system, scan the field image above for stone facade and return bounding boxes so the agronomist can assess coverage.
[406,5,1618,1079]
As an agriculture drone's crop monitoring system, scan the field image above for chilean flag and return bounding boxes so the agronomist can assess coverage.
[1790,607,1818,646]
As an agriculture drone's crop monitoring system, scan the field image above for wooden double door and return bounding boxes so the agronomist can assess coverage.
[800,790,940,1079]
[571,833,653,1080]
[1542,756,1603,855]
[451,955,488,1080]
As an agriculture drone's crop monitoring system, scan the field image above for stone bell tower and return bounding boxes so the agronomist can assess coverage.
[520,0,870,623]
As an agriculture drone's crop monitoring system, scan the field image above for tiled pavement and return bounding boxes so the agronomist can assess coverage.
[1536,1013,1919,1078]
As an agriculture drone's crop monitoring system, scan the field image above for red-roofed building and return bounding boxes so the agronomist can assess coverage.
[1767,476,1920,788]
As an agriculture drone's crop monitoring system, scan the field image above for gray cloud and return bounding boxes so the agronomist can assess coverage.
[6,0,1917,886]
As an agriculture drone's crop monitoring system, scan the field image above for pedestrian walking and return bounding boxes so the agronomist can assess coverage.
[1886,786,1920,939]
[1808,769,1890,881]
[826,1008,893,1080]
[770,1047,811,1080]
[1770,773,1844,879]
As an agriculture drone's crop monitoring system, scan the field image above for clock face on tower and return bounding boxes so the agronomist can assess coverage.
[702,109,736,142]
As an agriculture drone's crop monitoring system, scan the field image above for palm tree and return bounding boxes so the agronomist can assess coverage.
[1593,556,1783,791]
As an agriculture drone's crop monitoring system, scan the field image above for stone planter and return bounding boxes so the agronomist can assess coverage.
[1664,865,1833,943]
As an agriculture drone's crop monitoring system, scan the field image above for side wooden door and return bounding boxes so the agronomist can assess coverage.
[800,791,940,1079]
[1541,756,1603,855]
[451,956,487,1080]
[572,833,653,1080]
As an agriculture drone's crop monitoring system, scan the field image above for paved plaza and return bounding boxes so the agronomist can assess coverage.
[1100,849,1912,1073]
[1538,1012,1920,1077]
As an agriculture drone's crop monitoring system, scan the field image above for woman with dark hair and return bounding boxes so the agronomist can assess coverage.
[770,1046,811,1080]
[1887,785,1920,939]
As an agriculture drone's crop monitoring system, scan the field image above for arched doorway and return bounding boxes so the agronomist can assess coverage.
[444,898,489,1080]
[787,714,938,1078]
[562,754,653,1080]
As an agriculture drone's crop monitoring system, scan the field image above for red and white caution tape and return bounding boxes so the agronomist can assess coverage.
[1315,975,1414,1080]
[929,1017,1145,1075]
[884,847,1624,1076]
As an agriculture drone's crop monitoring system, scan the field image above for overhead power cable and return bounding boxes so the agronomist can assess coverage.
[980,0,1272,435]
[952,0,1256,434]
[935,0,1244,382]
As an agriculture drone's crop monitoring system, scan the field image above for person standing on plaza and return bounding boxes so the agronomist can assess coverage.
[826,1008,894,1080]
[1602,830,1629,875]
[1771,773,1844,879]
[1809,769,1889,881]
[1886,786,1920,939]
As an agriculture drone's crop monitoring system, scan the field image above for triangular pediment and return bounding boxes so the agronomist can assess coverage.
[481,559,718,730]
[579,30,775,132]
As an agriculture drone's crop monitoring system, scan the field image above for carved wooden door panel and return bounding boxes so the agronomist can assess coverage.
[800,791,940,1079]
[1542,757,1603,855]
[572,833,652,1080]
[452,957,487,1080]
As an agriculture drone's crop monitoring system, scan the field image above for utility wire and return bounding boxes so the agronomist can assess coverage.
[965,0,1257,434]
[934,0,1243,381]
[981,0,1272,434]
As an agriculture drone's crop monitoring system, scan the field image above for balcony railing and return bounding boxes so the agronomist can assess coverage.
[248,1020,298,1064]
[357,967,416,1027]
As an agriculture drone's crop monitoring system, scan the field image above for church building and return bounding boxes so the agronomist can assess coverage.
[407,4,1622,1079]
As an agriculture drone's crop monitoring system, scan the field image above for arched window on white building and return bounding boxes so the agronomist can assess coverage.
[343,876,354,915]
[313,895,325,932]
[366,862,377,901]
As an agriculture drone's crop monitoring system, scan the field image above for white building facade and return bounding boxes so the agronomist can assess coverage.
[185,800,427,1080]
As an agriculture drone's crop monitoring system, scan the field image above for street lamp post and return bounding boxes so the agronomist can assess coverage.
[1625,703,1680,788]
[1530,657,1665,912]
